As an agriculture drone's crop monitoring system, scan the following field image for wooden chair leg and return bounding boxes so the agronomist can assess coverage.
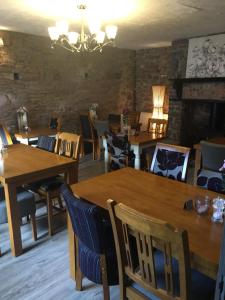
[92,141,96,160]
[75,238,83,291]
[57,195,64,210]
[30,213,37,241]
[47,192,54,236]
[101,255,110,300]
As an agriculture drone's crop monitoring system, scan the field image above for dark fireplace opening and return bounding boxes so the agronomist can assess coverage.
[180,100,225,147]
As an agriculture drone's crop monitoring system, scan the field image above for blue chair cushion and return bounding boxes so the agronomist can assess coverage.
[197,169,224,193]
[131,250,215,300]
[0,187,36,224]
[79,241,118,285]
[37,136,56,152]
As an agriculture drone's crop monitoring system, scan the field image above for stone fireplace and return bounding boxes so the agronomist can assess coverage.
[167,77,225,147]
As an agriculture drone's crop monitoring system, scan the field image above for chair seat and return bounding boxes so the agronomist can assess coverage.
[131,250,215,300]
[31,176,64,192]
[0,187,36,224]
[197,169,224,193]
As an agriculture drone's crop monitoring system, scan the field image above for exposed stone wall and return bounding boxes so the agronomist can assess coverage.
[135,47,171,113]
[0,30,136,134]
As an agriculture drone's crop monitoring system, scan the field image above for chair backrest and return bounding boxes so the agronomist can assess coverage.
[127,112,140,129]
[107,199,191,300]
[61,184,111,254]
[104,132,129,156]
[150,143,190,181]
[139,112,152,132]
[108,114,121,133]
[0,124,12,145]
[79,111,96,140]
[148,118,168,135]
[49,115,61,131]
[55,132,82,160]
[94,120,109,137]
[37,136,56,152]
[200,141,225,171]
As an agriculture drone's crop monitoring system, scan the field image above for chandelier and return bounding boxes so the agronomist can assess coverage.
[48,3,118,53]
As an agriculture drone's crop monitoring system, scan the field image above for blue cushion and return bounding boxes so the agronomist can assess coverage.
[130,251,215,300]
[37,136,56,152]
[0,187,36,224]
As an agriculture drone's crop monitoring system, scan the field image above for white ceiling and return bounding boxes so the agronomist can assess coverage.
[0,0,225,49]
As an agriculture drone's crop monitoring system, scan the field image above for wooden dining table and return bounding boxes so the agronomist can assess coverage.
[14,127,58,145]
[69,167,223,281]
[193,137,225,185]
[0,143,78,256]
[103,132,166,171]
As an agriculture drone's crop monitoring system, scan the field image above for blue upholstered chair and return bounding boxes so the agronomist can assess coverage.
[107,199,215,300]
[37,135,56,152]
[60,184,118,300]
[197,141,225,193]
[0,185,37,240]
[104,132,134,171]
[150,142,190,181]
[0,124,12,146]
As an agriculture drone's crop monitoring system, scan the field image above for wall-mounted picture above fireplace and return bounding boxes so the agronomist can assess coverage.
[186,33,225,78]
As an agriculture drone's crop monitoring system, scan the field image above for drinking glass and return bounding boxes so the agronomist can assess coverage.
[194,196,210,215]
[211,197,224,223]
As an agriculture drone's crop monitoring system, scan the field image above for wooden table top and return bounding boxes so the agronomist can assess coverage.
[194,137,225,150]
[128,132,166,146]
[14,128,58,139]
[0,144,76,184]
[71,167,223,278]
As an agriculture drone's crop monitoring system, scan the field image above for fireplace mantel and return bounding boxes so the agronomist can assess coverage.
[171,77,225,99]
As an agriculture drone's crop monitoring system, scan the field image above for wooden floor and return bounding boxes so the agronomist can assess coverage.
[0,154,195,300]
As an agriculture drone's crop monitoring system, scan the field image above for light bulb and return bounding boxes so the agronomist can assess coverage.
[48,27,59,40]
[105,25,118,40]
[68,32,79,44]
[95,31,105,44]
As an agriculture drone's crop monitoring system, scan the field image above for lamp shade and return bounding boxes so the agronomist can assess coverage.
[48,27,59,40]
[68,32,79,44]
[105,25,118,39]
[95,31,105,44]
[152,85,166,119]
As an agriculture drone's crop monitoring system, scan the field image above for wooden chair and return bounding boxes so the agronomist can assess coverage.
[195,141,225,192]
[147,118,168,135]
[150,142,190,182]
[107,199,215,300]
[139,112,152,132]
[79,111,98,160]
[60,184,118,299]
[36,132,82,236]
[0,124,12,145]
[127,111,140,130]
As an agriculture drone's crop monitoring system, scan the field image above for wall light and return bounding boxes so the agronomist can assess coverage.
[0,37,4,47]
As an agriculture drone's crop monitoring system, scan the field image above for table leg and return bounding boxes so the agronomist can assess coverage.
[66,162,78,281]
[194,147,201,186]
[131,144,141,170]
[4,183,23,256]
[102,137,109,173]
